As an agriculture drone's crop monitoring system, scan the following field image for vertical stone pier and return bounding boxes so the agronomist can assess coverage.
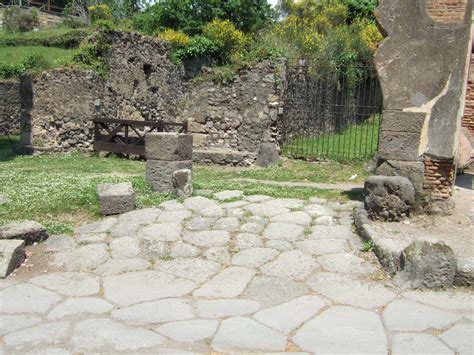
[145,133,193,193]
[374,0,472,205]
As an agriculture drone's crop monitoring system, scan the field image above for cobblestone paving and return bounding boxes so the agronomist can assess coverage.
[1,192,473,354]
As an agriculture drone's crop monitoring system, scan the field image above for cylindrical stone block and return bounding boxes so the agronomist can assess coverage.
[145,133,193,161]
[146,160,193,193]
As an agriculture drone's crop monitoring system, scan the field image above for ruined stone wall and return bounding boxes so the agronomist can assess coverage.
[462,55,474,135]
[0,8,64,30]
[426,0,468,23]
[0,81,20,136]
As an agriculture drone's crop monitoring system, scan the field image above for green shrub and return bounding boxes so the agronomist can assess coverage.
[174,35,220,62]
[157,28,190,48]
[73,31,112,77]
[202,19,248,62]
[0,53,49,79]
[88,4,113,24]
[0,28,89,48]
[3,6,39,33]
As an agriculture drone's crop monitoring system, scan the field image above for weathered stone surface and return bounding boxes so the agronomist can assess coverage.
[261,250,317,281]
[72,319,165,351]
[240,222,264,234]
[204,247,231,265]
[0,284,61,313]
[255,143,281,167]
[197,299,261,318]
[213,217,240,232]
[146,160,193,193]
[265,198,305,209]
[392,333,453,355]
[112,298,194,324]
[159,200,185,211]
[402,290,474,312]
[52,244,109,271]
[0,221,48,245]
[97,183,135,216]
[244,203,290,217]
[264,239,294,251]
[455,256,474,287]
[183,196,217,211]
[376,159,425,194]
[117,208,160,225]
[270,211,311,226]
[94,258,150,276]
[140,240,171,261]
[4,321,70,349]
[157,320,218,342]
[315,215,334,225]
[383,299,461,331]
[75,218,117,234]
[0,315,42,336]
[193,266,255,298]
[293,306,387,354]
[304,204,336,217]
[48,298,114,319]
[254,295,326,334]
[170,241,201,258]
[137,222,182,241]
[439,324,473,355]
[317,252,378,277]
[173,169,193,198]
[234,233,263,249]
[213,190,243,201]
[145,133,193,161]
[0,239,25,278]
[295,239,349,256]
[44,235,77,252]
[309,225,353,240]
[156,258,220,282]
[183,230,230,248]
[232,248,278,268]
[400,240,456,289]
[76,233,107,245]
[185,217,215,231]
[157,209,192,223]
[110,237,140,259]
[212,317,287,352]
[244,195,272,203]
[199,205,225,218]
[30,272,100,296]
[263,222,304,241]
[364,175,416,221]
[103,271,196,306]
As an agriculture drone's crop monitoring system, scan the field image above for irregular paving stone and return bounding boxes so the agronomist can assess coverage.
[112,298,194,324]
[317,252,378,277]
[110,237,140,259]
[48,298,114,319]
[264,198,304,209]
[307,272,396,309]
[184,196,217,211]
[263,223,304,241]
[244,204,290,218]
[383,299,461,331]
[439,324,474,355]
[254,295,326,334]
[159,200,185,211]
[212,317,287,352]
[117,208,161,225]
[72,319,165,351]
[227,208,245,219]
[233,233,264,250]
[44,235,77,252]
[4,321,70,349]
[193,266,256,298]
[157,319,219,342]
[197,299,261,318]
[52,243,109,271]
[0,284,61,313]
[183,230,230,248]
[23,347,70,355]
[204,247,231,265]
[264,239,294,251]
[109,222,140,239]
[309,225,353,240]
[170,241,202,258]
[76,233,107,245]
[185,217,215,231]
[199,205,225,218]
[94,258,150,276]
[157,210,192,223]
[293,306,387,354]
[315,215,334,225]
[270,211,311,226]
[244,195,272,203]
[392,333,453,355]
[295,239,349,256]
[156,258,221,282]
[103,271,196,306]
[0,221,48,245]
[137,222,182,241]
[221,200,248,209]
[214,190,244,201]
[304,204,336,217]
[140,240,171,261]
[0,239,25,278]
[260,250,317,281]
[0,315,42,336]
[75,218,117,234]
[232,248,278,268]
[240,222,264,234]
[213,217,240,232]
[30,272,100,296]
[243,275,310,307]
[402,290,474,312]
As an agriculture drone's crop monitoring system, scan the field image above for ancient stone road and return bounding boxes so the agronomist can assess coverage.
[0,192,472,354]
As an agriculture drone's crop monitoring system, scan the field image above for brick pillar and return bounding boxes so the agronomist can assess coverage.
[462,54,474,135]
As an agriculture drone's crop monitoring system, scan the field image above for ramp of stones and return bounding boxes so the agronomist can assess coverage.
[0,193,472,354]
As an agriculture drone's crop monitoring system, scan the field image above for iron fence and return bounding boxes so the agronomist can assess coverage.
[280,59,383,161]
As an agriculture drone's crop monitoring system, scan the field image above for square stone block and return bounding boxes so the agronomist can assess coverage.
[97,183,136,216]
[381,111,426,134]
[378,131,421,161]
[146,160,193,193]
[145,133,193,161]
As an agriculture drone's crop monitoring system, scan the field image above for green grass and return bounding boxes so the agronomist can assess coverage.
[282,115,381,161]
[0,46,77,69]
[0,136,363,234]
[0,28,89,48]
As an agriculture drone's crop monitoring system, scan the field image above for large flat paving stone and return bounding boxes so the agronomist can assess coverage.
[157,210,192,223]
[295,239,349,256]
[183,230,230,248]
[103,271,196,306]
[265,239,294,251]
[233,233,264,249]
[0,315,42,336]
[72,319,165,351]
[439,324,474,355]
[213,217,240,232]
[317,252,378,276]
[117,208,160,225]
[309,225,353,240]
[109,222,140,239]
[51,243,109,271]
[402,290,474,312]
[213,190,243,201]
[304,204,336,217]
[193,266,256,298]
[204,247,231,265]
[75,218,117,234]
[383,299,462,331]
[212,317,287,352]
[232,247,279,268]
[392,333,453,355]
[270,211,311,226]
[240,222,265,234]
[4,321,70,349]
[199,205,225,218]
[244,204,290,218]
[29,272,100,296]
[156,258,221,282]
[293,306,387,354]
[244,195,272,203]
[260,250,318,281]
[263,223,304,241]
[94,258,150,276]
[307,272,396,309]
[112,298,194,325]
[185,217,215,231]
[170,241,202,258]
[264,198,305,209]
[44,235,77,252]
[157,319,219,342]
[0,284,61,314]
[197,299,261,318]
[48,298,113,319]
[159,200,185,211]
[184,196,217,211]
[137,223,182,241]
[254,295,326,334]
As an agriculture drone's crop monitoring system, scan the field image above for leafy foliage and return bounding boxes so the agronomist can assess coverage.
[157,29,190,48]
[202,19,248,62]
[173,35,220,62]
[0,28,90,48]
[3,6,39,33]
[72,31,112,77]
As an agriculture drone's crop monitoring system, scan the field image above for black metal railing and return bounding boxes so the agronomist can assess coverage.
[280,59,383,161]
